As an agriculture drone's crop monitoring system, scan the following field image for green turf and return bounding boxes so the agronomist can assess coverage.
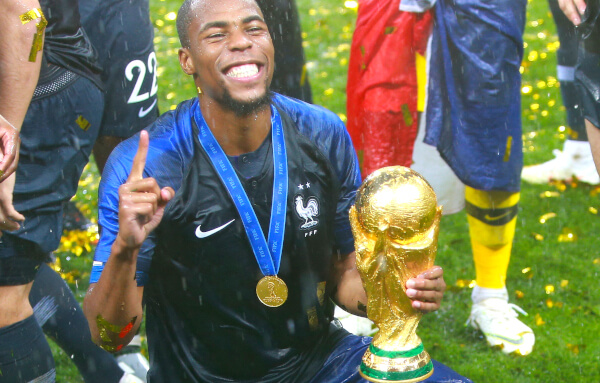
[52,0,600,381]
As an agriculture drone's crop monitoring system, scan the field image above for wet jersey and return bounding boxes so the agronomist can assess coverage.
[91,94,362,382]
[40,0,101,87]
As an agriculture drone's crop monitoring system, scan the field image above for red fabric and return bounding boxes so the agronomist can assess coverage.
[346,0,432,177]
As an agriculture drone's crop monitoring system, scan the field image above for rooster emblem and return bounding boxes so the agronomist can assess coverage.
[295,195,319,229]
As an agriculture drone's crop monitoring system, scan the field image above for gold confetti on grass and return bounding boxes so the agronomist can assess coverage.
[539,191,560,198]
[539,212,556,223]
[566,343,586,355]
[531,232,544,241]
[535,313,545,326]
[558,228,577,242]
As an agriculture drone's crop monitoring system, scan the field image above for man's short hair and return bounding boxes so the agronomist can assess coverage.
[177,0,197,48]
[177,0,262,49]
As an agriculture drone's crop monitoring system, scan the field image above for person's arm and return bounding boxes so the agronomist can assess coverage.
[558,0,588,25]
[0,0,44,181]
[83,131,174,351]
[329,250,446,317]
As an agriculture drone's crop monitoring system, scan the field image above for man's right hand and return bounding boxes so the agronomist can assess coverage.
[115,130,174,252]
[559,0,587,25]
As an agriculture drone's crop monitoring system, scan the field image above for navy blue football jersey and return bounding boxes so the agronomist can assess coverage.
[40,0,101,87]
[91,94,362,382]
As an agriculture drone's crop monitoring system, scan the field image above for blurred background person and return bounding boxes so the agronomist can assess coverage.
[521,0,599,185]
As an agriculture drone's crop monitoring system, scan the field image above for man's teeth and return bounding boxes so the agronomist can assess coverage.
[226,64,259,78]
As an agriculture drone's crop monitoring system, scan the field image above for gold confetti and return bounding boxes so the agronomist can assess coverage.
[558,227,577,242]
[566,343,586,355]
[384,26,396,34]
[401,104,413,127]
[532,232,544,241]
[503,136,513,162]
[522,267,531,274]
[515,290,524,299]
[323,88,334,96]
[588,207,598,215]
[552,181,567,191]
[75,115,91,131]
[455,279,476,289]
[535,313,545,326]
[593,258,600,265]
[561,280,569,288]
[545,285,555,294]
[546,298,553,308]
[539,212,556,223]
[539,191,560,198]
[20,8,47,62]
[528,51,539,61]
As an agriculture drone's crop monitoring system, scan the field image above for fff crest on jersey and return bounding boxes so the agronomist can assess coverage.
[294,179,320,230]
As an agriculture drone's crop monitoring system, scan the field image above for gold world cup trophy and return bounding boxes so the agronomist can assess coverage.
[349,166,442,382]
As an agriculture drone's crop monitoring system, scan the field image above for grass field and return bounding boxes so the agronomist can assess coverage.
[51,0,600,381]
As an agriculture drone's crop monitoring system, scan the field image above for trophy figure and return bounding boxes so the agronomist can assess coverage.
[349,166,442,382]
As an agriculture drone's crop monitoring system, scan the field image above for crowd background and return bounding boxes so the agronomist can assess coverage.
[51,0,600,381]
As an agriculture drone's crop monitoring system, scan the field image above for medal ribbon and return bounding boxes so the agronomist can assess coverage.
[194,104,288,276]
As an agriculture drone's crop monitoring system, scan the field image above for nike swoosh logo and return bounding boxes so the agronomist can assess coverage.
[195,219,235,239]
[138,99,157,118]
[484,211,511,221]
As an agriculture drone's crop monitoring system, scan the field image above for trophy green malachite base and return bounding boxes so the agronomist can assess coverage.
[359,343,434,383]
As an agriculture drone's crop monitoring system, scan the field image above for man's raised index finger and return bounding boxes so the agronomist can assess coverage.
[128,130,149,181]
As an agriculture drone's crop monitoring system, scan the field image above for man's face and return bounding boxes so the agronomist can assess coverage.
[179,0,274,113]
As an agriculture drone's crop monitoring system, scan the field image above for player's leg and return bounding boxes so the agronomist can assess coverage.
[522,0,598,184]
[308,333,472,382]
[80,0,159,175]
[0,242,55,382]
[29,263,134,383]
[575,21,600,175]
[464,187,534,355]
[587,120,600,172]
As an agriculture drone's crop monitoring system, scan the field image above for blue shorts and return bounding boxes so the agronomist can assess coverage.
[309,334,472,383]
[0,73,103,286]
[79,0,159,138]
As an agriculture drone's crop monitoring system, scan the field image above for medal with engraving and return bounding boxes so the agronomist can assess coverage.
[256,276,288,307]
[195,103,289,307]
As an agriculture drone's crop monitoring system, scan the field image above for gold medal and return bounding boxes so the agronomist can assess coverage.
[256,276,288,307]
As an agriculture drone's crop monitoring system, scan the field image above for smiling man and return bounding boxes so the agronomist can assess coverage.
[83,0,470,382]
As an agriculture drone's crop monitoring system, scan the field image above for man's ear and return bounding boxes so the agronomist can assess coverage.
[179,48,195,75]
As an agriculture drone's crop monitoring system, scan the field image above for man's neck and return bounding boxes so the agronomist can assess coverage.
[199,97,272,156]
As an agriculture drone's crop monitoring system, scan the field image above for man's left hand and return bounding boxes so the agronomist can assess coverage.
[0,172,24,235]
[0,114,20,183]
[405,266,446,313]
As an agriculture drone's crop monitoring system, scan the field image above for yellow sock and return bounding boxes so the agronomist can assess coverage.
[465,187,520,289]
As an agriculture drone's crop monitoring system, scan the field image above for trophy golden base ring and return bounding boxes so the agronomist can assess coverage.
[358,343,434,383]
